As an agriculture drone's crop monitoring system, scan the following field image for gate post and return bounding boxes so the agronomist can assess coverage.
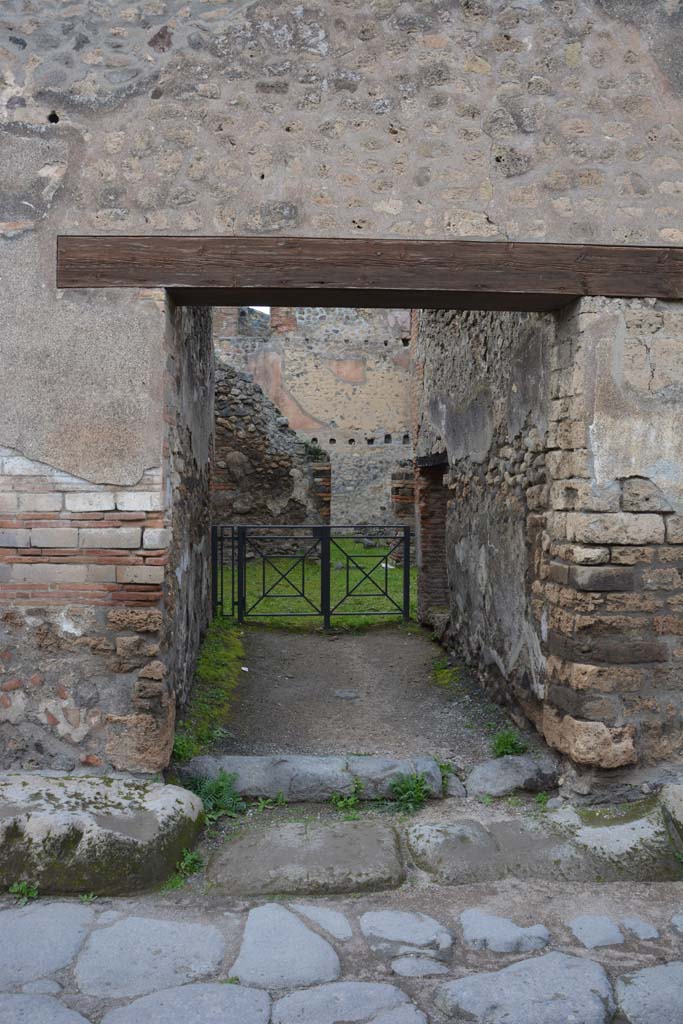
[210,524,218,616]
[403,526,411,621]
[237,525,247,623]
[320,526,331,629]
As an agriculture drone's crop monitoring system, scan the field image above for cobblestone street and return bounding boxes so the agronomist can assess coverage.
[1,881,682,1023]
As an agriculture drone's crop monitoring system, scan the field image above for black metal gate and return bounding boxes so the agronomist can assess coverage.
[211,524,411,627]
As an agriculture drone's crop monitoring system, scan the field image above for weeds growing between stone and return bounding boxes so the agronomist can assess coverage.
[172,621,245,763]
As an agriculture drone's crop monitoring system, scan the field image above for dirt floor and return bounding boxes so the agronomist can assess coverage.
[215,624,546,770]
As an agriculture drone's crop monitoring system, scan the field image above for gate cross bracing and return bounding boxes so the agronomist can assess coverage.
[211,524,411,628]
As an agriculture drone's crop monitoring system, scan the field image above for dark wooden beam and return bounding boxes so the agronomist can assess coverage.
[166,287,572,312]
[57,236,683,311]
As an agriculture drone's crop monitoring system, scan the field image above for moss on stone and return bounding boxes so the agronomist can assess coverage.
[172,619,244,762]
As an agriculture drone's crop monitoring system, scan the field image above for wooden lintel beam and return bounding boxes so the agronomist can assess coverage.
[56,236,683,309]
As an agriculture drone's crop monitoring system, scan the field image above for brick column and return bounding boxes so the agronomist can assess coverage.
[415,459,450,623]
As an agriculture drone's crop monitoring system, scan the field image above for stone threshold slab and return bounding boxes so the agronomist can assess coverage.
[180,754,443,802]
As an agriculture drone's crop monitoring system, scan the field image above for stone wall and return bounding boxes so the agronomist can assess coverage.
[2,0,683,772]
[0,296,214,773]
[212,360,330,525]
[414,299,683,768]
[214,306,412,523]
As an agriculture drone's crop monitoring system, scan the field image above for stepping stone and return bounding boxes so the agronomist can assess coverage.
[272,981,424,1024]
[0,772,203,894]
[616,962,683,1024]
[435,952,614,1024]
[183,754,442,802]
[661,784,683,849]
[230,904,340,989]
[360,910,452,956]
[391,956,449,977]
[407,821,505,884]
[460,908,550,953]
[672,913,683,936]
[208,820,405,896]
[568,915,624,948]
[0,902,94,987]
[0,994,90,1024]
[621,916,659,940]
[101,982,271,1024]
[75,916,225,998]
[290,904,353,940]
[466,755,558,798]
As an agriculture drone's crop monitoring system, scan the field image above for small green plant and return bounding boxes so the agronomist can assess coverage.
[275,790,286,806]
[177,847,204,877]
[186,770,247,823]
[478,794,494,806]
[491,729,528,758]
[9,881,38,905]
[79,892,98,904]
[221,977,240,985]
[432,656,462,691]
[506,795,523,808]
[390,772,429,814]
[304,440,328,462]
[438,761,454,788]
[172,732,200,763]
[331,778,364,813]
[255,796,275,811]
[535,791,550,810]
[673,851,683,865]
[160,873,186,892]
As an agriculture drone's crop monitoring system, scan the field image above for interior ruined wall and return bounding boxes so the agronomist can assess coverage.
[414,299,683,768]
[214,306,412,523]
[162,304,214,714]
[211,360,330,525]
[2,0,683,771]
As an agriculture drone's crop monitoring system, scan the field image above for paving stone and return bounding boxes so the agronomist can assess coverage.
[435,952,614,1024]
[460,908,550,952]
[660,784,683,850]
[672,913,683,936]
[272,981,416,1023]
[208,820,405,896]
[360,910,452,955]
[0,902,94,987]
[183,754,442,801]
[0,994,90,1023]
[21,980,62,995]
[616,962,683,1024]
[391,955,449,977]
[466,755,558,798]
[407,821,505,884]
[569,914,624,948]
[101,983,271,1024]
[621,916,660,940]
[290,903,353,939]
[0,773,203,894]
[75,916,225,998]
[230,904,340,989]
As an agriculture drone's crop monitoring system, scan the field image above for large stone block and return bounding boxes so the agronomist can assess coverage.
[0,773,203,894]
[566,513,665,546]
[207,820,405,896]
[79,527,142,549]
[541,707,637,767]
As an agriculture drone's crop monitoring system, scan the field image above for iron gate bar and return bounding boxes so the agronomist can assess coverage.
[212,523,411,624]
[245,533,323,617]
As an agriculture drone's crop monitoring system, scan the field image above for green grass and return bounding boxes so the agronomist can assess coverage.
[220,538,417,631]
[432,656,462,690]
[172,619,244,762]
